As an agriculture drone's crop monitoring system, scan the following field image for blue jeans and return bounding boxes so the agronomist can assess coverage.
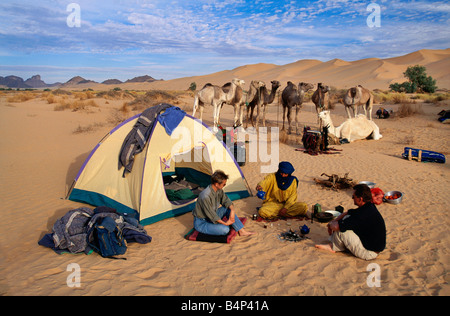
[194,207,244,236]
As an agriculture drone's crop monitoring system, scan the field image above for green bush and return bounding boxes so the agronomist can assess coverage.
[390,65,437,93]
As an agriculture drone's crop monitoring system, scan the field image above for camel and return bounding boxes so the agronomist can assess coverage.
[343,85,374,120]
[281,81,314,134]
[318,110,382,143]
[226,80,264,129]
[246,80,281,128]
[221,81,245,128]
[312,82,330,114]
[312,82,330,128]
[192,78,245,132]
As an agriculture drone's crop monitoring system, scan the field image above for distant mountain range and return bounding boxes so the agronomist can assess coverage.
[0,74,161,89]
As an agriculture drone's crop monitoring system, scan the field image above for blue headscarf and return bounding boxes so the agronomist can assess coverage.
[275,162,298,190]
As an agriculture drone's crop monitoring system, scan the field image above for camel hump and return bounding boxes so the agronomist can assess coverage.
[202,83,213,89]
[222,82,232,94]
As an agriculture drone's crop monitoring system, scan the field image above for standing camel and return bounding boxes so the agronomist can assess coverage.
[312,82,330,128]
[281,81,314,134]
[312,83,330,114]
[243,80,266,128]
[247,80,281,128]
[221,81,245,128]
[192,78,245,132]
[343,85,374,120]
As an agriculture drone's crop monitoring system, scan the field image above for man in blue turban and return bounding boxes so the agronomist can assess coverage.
[255,162,308,219]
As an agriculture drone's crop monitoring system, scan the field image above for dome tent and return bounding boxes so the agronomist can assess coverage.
[67,105,251,226]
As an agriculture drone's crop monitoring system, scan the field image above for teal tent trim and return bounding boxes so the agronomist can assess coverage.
[138,189,250,226]
[69,188,139,218]
[139,203,196,226]
[226,190,251,201]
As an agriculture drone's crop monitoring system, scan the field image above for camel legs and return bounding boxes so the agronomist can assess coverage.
[192,96,199,118]
[295,105,301,135]
[366,98,373,120]
[353,105,358,118]
[255,105,261,129]
[199,106,204,121]
[344,106,353,119]
[287,108,293,135]
[262,105,267,127]
[281,106,287,132]
[212,103,221,132]
[233,104,240,128]
[240,105,245,127]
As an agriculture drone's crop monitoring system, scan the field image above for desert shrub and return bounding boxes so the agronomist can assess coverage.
[54,98,98,111]
[97,89,134,100]
[73,122,105,134]
[397,103,423,118]
[6,92,36,102]
[390,65,437,93]
[126,90,178,111]
[46,94,56,104]
[51,89,72,95]
[188,82,197,91]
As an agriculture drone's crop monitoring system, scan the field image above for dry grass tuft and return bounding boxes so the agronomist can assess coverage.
[73,122,105,134]
[6,92,37,102]
[125,90,179,111]
[54,98,99,112]
[396,135,416,145]
[397,103,423,118]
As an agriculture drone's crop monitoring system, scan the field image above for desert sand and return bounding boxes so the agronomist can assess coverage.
[1,50,449,297]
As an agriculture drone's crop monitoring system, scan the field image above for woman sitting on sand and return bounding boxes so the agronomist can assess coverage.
[255,161,308,220]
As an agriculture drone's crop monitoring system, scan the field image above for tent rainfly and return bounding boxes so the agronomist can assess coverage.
[67,105,251,226]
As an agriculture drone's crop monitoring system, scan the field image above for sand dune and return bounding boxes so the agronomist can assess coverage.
[60,49,450,93]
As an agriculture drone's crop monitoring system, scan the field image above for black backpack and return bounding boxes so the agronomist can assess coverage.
[89,216,127,259]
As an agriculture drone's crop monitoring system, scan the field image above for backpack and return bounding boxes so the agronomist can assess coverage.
[89,216,127,259]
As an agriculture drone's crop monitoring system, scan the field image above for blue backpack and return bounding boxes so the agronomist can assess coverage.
[90,216,127,259]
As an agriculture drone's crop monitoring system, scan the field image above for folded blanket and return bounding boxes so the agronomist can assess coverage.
[185,218,247,243]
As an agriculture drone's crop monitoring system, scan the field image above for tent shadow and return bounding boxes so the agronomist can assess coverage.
[65,151,91,196]
[174,212,195,238]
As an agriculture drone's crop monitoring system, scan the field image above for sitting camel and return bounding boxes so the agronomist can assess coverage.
[318,110,382,143]
[281,81,314,134]
[246,80,281,128]
[192,78,245,132]
[343,85,374,120]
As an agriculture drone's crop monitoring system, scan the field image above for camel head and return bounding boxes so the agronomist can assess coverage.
[318,82,330,93]
[250,80,265,89]
[299,82,314,92]
[318,110,331,121]
[271,80,281,90]
[232,78,245,86]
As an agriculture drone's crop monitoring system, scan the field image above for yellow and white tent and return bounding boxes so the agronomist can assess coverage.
[68,107,251,226]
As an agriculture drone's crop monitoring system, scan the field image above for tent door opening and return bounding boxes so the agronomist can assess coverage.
[161,145,213,205]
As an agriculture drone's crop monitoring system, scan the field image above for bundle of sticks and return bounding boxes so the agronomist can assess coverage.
[313,173,356,191]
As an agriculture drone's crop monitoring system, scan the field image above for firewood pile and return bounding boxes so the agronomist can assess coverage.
[313,173,356,191]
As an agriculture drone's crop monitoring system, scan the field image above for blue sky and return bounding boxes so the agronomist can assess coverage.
[0,0,449,83]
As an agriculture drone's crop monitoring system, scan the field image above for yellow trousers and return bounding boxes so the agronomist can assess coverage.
[258,201,308,220]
